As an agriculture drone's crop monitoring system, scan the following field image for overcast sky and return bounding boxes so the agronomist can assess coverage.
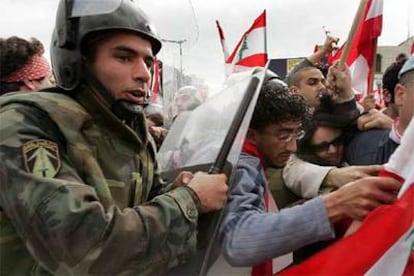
[1,0,413,89]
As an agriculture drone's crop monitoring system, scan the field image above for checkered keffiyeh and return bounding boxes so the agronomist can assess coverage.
[1,54,51,83]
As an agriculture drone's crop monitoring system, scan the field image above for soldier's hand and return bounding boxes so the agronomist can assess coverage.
[188,172,228,213]
[324,165,383,188]
[323,176,401,222]
[172,171,193,188]
[357,109,393,130]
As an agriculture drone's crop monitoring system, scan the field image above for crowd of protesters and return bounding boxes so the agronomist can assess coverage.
[0,0,413,275]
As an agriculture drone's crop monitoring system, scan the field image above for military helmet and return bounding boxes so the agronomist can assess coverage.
[51,0,162,90]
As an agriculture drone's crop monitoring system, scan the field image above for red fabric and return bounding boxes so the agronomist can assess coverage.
[242,139,273,276]
[410,42,414,56]
[234,54,268,68]
[149,58,160,103]
[403,251,414,276]
[379,169,405,184]
[1,54,51,83]
[226,10,267,67]
[278,183,414,275]
[242,139,266,169]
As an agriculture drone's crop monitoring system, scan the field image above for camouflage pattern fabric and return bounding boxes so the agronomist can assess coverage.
[0,85,200,275]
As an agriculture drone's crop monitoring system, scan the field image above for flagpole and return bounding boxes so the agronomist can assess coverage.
[339,0,367,66]
[368,38,378,94]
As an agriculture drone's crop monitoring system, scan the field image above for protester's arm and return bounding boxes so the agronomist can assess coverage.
[357,109,393,130]
[322,176,401,222]
[307,35,338,65]
[327,61,354,102]
[0,104,226,275]
[323,165,383,188]
[283,155,335,198]
[219,154,334,266]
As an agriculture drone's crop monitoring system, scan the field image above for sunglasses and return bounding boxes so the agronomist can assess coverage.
[309,134,345,153]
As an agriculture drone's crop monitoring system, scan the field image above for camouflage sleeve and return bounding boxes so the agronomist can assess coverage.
[0,103,199,275]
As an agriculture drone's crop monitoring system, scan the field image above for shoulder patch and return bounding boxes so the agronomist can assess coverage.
[22,139,61,178]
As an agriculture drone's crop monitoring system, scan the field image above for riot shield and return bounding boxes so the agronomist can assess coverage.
[158,67,268,275]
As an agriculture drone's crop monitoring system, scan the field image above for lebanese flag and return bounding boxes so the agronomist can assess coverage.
[278,119,414,276]
[216,20,230,61]
[330,0,383,97]
[226,10,267,71]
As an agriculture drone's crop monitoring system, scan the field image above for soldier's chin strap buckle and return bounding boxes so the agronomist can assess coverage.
[112,100,144,120]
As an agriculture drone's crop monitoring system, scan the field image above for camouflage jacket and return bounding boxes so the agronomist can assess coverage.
[0,86,200,275]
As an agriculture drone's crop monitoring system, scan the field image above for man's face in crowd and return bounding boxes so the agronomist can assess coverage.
[311,126,344,166]
[395,72,414,129]
[87,33,154,106]
[175,94,196,113]
[249,120,302,168]
[291,67,326,108]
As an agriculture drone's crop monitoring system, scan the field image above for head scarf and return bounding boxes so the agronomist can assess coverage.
[1,54,51,83]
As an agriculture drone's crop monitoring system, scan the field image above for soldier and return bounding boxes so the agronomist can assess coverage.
[0,0,227,275]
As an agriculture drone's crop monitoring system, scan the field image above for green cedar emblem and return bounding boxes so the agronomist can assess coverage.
[237,36,249,62]
[22,139,61,178]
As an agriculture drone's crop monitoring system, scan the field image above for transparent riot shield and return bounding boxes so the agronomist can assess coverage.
[159,67,267,275]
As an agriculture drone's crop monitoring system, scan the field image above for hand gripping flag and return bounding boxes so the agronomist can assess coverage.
[225,10,267,73]
[278,119,414,276]
[330,0,383,98]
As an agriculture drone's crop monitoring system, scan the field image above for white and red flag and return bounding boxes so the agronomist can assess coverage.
[149,57,161,104]
[216,20,230,61]
[278,119,414,276]
[225,10,267,73]
[410,41,414,56]
[330,0,383,98]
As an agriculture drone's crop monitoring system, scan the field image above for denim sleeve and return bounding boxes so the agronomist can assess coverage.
[218,154,334,266]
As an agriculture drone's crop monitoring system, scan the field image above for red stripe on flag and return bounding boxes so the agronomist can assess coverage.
[279,184,414,275]
[149,58,160,103]
[236,54,268,67]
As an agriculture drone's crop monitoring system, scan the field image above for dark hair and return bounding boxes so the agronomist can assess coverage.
[284,59,316,87]
[146,112,164,127]
[250,79,309,130]
[0,36,44,78]
[0,36,45,94]
[382,58,407,103]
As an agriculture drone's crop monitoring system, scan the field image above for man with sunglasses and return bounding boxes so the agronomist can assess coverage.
[216,75,401,275]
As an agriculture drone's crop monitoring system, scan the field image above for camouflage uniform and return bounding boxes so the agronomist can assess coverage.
[0,85,200,275]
